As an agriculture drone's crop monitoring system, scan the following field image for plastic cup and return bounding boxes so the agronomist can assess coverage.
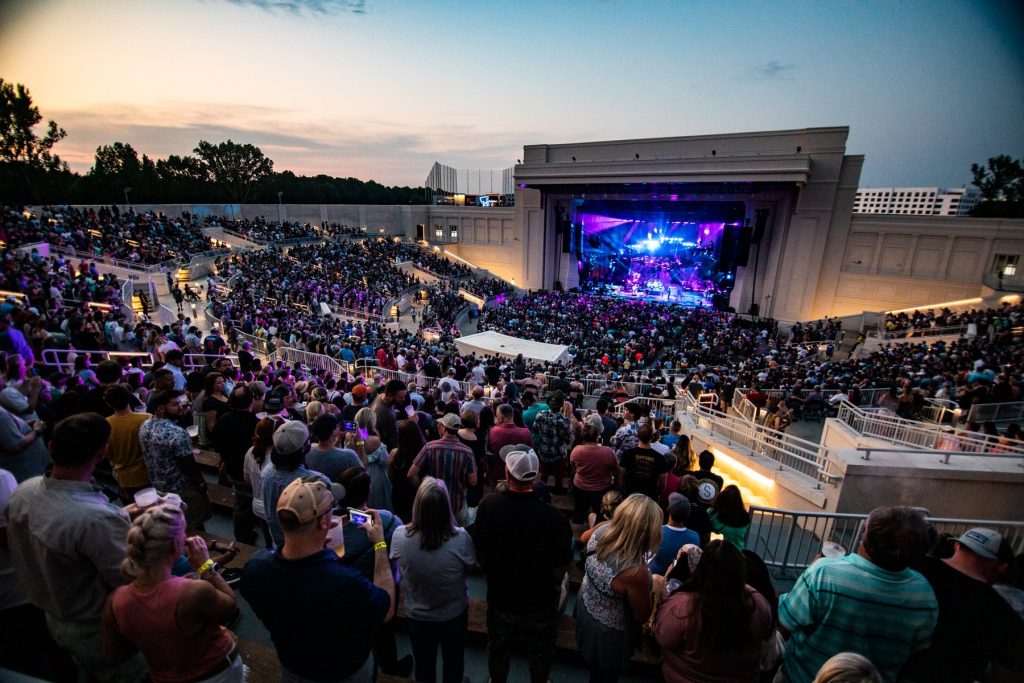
[134,488,159,508]
[326,516,345,558]
[161,493,183,509]
[822,541,847,558]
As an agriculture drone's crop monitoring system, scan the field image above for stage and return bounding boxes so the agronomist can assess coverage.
[574,198,744,309]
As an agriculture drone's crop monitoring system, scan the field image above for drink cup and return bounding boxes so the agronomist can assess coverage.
[822,541,847,558]
[161,493,184,509]
[134,488,159,508]
[326,515,345,558]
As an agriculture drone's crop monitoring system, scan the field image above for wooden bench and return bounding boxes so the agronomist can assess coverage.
[194,449,222,470]
[236,637,413,683]
[206,483,235,512]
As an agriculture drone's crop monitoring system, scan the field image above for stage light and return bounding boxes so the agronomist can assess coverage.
[704,228,710,235]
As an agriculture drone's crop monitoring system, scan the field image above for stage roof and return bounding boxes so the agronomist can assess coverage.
[454,331,570,365]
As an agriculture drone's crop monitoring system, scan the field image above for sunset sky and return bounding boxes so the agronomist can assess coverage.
[1,0,1021,189]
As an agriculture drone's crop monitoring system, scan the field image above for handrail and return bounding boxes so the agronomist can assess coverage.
[967,400,1024,426]
[268,347,348,378]
[745,506,1024,576]
[677,392,834,486]
[855,446,1024,467]
[41,348,156,371]
[834,401,1024,457]
[882,323,968,340]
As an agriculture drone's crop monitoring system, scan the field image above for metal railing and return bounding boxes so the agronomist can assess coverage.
[326,303,384,323]
[268,347,348,378]
[745,506,1024,577]
[919,397,960,425]
[41,348,156,371]
[182,353,240,372]
[834,401,1024,457]
[967,400,1024,427]
[677,392,834,485]
[882,323,968,340]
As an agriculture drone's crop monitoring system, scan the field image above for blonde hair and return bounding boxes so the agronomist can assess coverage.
[355,406,377,432]
[305,400,325,424]
[122,504,186,578]
[595,494,662,568]
[813,653,882,683]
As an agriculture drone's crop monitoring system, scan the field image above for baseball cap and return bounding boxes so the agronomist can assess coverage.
[505,448,539,483]
[668,493,692,521]
[498,443,532,462]
[273,420,310,455]
[264,390,285,413]
[351,384,368,400]
[276,476,335,524]
[438,413,462,430]
[956,527,1003,560]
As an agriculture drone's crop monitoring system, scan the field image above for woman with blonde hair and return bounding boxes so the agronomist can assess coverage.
[101,504,243,681]
[304,399,325,425]
[351,406,392,510]
[812,652,881,683]
[575,493,664,682]
[390,477,476,683]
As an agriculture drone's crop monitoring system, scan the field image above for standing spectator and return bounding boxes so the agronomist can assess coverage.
[595,399,619,445]
[901,528,1024,682]
[575,493,664,682]
[653,540,773,682]
[619,423,670,500]
[237,341,254,375]
[307,414,362,482]
[776,506,938,683]
[104,385,151,503]
[212,385,260,544]
[473,448,573,683]
[100,504,243,681]
[709,485,752,551]
[649,493,701,575]
[240,477,394,682]
[243,416,281,548]
[163,349,187,391]
[0,403,49,483]
[1,355,43,422]
[486,403,533,488]
[201,372,230,437]
[693,449,725,504]
[139,390,212,532]
[202,327,227,356]
[570,422,619,535]
[408,413,477,526]
[391,477,476,683]
[531,391,573,494]
[352,407,392,511]
[260,420,328,548]
[371,379,407,452]
[5,413,147,681]
[390,419,426,525]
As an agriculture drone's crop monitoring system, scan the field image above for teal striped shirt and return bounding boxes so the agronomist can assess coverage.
[778,553,938,683]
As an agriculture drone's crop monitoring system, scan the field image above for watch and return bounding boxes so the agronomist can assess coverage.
[200,560,221,579]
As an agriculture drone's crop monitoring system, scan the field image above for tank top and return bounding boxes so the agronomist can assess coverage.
[579,527,629,632]
[110,576,235,683]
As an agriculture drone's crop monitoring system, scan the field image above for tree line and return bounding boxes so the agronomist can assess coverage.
[0,79,427,206]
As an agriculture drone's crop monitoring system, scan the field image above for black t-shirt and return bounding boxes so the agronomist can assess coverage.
[212,410,259,479]
[902,556,1024,683]
[620,447,671,499]
[473,490,572,613]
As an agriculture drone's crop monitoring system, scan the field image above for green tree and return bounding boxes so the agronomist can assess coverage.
[0,79,67,202]
[971,155,1023,202]
[90,142,142,178]
[0,79,66,170]
[193,139,273,203]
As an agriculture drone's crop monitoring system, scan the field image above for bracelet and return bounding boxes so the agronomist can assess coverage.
[373,541,387,552]
[197,559,215,575]
[354,440,366,446]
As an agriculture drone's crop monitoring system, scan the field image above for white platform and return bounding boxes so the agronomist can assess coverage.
[454,330,569,364]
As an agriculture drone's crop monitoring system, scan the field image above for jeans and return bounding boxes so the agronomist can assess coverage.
[487,605,559,683]
[407,610,468,683]
[230,478,259,544]
[45,613,148,683]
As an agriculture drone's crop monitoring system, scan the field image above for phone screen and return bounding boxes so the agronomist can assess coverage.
[349,508,371,526]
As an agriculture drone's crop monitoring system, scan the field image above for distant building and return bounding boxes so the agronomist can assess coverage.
[853,187,980,216]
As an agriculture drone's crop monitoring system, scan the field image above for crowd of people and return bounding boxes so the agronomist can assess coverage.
[2,206,215,265]
[885,301,1024,338]
[208,216,323,243]
[0,338,1021,682]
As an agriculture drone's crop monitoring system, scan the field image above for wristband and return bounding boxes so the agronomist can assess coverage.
[197,559,215,575]
[373,541,387,552]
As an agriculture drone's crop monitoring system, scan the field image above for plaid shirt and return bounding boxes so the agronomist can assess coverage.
[531,410,572,464]
[412,435,476,513]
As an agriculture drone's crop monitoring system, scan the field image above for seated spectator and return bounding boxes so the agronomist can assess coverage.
[100,504,242,681]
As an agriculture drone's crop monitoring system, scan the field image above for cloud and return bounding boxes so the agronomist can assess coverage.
[215,0,367,15]
[758,60,796,81]
[46,102,528,186]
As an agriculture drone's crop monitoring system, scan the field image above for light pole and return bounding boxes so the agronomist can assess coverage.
[277,191,283,226]
[123,187,132,211]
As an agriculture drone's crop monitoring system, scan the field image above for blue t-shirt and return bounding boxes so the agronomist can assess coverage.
[649,525,701,576]
[306,447,362,483]
[240,548,390,680]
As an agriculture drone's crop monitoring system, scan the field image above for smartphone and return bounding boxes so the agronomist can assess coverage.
[342,421,356,432]
[349,508,371,526]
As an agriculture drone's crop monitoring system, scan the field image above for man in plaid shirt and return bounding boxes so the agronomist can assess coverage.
[531,391,574,494]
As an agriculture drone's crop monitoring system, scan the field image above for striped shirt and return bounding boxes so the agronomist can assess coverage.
[778,553,938,683]
[412,435,475,515]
